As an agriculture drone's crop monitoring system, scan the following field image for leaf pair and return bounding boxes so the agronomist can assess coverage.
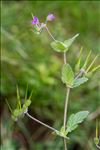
[61,64,88,88]
[51,34,79,52]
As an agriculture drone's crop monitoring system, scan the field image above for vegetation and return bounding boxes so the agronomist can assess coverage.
[1,1,100,150]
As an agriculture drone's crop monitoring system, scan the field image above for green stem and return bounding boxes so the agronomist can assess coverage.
[63,68,85,150]
[63,88,70,129]
[63,52,70,150]
[63,87,70,150]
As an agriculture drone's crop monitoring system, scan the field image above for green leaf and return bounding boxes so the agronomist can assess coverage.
[61,64,74,87]
[66,111,89,134]
[72,77,88,88]
[64,33,79,48]
[50,34,79,52]
[51,40,68,52]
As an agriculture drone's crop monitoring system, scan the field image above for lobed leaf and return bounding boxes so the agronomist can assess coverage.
[66,111,89,134]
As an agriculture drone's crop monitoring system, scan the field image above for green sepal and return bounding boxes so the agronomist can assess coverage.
[13,109,20,117]
[25,100,31,107]
[11,108,21,121]
[94,137,99,145]
[11,115,18,121]
[33,26,41,35]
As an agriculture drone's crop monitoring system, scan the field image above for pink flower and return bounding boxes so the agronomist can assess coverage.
[31,16,39,25]
[47,13,55,21]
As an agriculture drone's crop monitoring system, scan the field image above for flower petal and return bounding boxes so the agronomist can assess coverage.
[47,13,55,21]
[31,16,39,25]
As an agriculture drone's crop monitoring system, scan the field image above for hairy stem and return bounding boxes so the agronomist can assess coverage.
[63,87,70,150]
[63,52,70,150]
[96,145,100,149]
[64,52,67,64]
[45,26,56,41]
[26,112,58,133]
[63,88,70,129]
[64,138,67,150]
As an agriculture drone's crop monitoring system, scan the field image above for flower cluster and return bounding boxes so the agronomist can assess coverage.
[31,13,55,34]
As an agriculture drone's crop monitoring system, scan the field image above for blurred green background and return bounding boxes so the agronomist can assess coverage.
[1,1,100,150]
